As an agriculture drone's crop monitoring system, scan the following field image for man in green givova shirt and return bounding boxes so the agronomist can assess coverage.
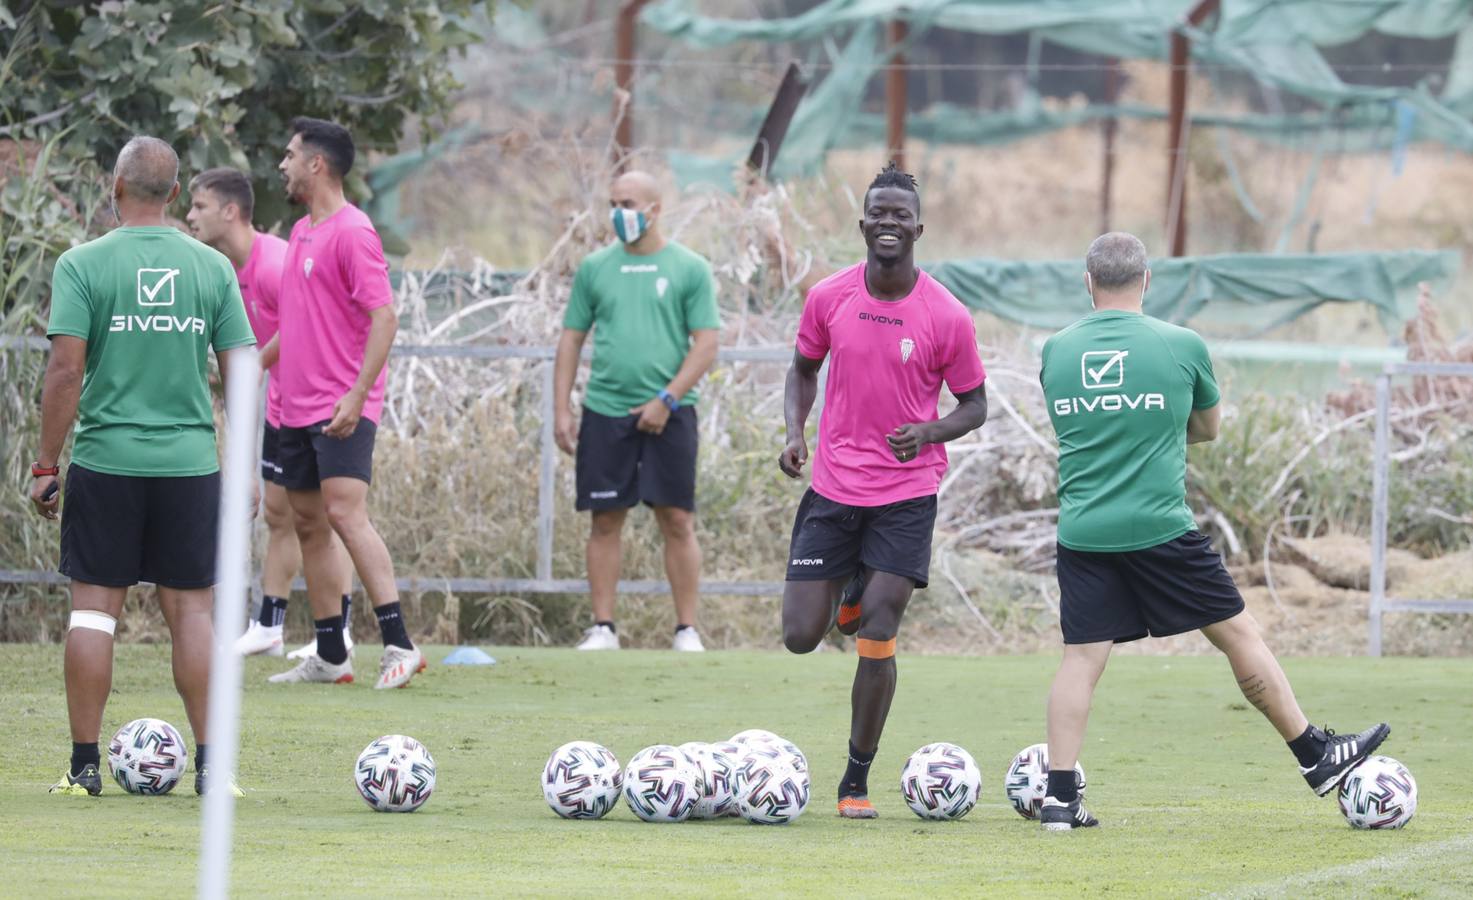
[554,171,721,651]
[31,137,257,798]
[1034,232,1389,831]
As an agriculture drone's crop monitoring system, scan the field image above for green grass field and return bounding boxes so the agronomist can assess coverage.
[2,645,1470,898]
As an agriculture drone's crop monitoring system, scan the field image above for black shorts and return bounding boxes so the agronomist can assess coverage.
[784,488,936,589]
[1056,530,1246,644]
[260,423,284,484]
[59,464,220,589]
[276,419,376,490]
[575,407,698,512]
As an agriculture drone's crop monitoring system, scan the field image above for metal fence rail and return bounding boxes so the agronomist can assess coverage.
[2,340,793,598]
[1368,361,1473,656]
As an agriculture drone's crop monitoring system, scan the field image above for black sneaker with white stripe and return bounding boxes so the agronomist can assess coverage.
[1300,723,1390,796]
[1040,796,1099,831]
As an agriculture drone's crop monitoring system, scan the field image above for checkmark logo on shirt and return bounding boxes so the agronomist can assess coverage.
[1081,349,1128,389]
[137,268,181,307]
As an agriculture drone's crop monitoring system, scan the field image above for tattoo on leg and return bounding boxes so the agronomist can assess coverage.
[1237,673,1270,713]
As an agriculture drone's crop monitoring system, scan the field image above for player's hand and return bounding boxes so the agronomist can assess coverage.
[30,475,60,520]
[778,437,808,478]
[886,422,932,462]
[631,398,671,434]
[555,407,578,455]
[324,389,365,438]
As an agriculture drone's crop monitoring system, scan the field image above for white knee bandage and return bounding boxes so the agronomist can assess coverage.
[69,610,117,636]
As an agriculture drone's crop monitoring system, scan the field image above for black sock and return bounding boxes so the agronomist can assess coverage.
[258,595,288,628]
[71,741,99,776]
[596,620,616,633]
[1047,767,1079,803]
[375,602,413,650]
[1288,724,1328,768]
[195,744,208,770]
[315,616,348,664]
[341,594,353,631]
[839,741,875,798]
[674,624,693,634]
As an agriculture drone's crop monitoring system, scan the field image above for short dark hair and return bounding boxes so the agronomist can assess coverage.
[290,116,355,178]
[865,160,919,210]
[189,167,255,221]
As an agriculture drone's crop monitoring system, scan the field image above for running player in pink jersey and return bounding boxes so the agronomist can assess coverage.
[186,167,357,660]
[260,117,422,689]
[778,163,989,818]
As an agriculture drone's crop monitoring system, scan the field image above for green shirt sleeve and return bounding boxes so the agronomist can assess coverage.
[212,260,257,352]
[683,255,721,332]
[563,258,595,332]
[1183,331,1220,410]
[46,255,93,341]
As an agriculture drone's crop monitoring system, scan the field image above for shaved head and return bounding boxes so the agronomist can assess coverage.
[114,136,179,203]
[611,170,662,206]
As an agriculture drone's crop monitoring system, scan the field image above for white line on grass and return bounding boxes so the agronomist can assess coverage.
[1215,833,1473,899]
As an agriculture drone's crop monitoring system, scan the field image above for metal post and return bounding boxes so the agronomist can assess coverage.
[1100,58,1122,235]
[1368,372,1392,656]
[537,361,556,582]
[1165,0,1219,257]
[886,20,908,169]
[612,0,653,168]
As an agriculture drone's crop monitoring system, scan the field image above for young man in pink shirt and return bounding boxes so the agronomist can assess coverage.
[261,117,422,689]
[779,163,988,819]
[186,167,357,660]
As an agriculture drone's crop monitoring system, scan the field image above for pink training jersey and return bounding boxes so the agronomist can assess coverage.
[274,203,394,427]
[237,231,289,427]
[796,263,986,507]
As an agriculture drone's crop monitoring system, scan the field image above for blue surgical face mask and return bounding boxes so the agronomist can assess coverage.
[611,207,650,244]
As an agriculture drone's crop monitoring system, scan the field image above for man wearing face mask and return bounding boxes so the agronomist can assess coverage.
[554,170,721,651]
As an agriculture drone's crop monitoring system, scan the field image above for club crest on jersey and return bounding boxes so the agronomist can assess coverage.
[899,338,915,363]
[303,257,314,278]
[656,277,669,298]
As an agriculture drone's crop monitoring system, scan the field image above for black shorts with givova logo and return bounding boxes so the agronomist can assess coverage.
[784,488,936,588]
[1055,530,1246,644]
[575,406,698,512]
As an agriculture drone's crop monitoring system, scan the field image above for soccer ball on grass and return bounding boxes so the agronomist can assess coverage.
[1004,742,1086,820]
[108,717,188,795]
[543,741,622,820]
[901,742,982,820]
[355,734,436,812]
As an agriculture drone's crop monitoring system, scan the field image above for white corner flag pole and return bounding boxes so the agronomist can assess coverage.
[199,348,259,900]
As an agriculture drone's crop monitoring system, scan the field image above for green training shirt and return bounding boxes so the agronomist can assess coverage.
[1040,309,1220,552]
[46,226,257,477]
[563,241,721,417]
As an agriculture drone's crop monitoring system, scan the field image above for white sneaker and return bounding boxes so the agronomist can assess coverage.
[575,624,620,651]
[375,645,423,690]
[672,628,706,652]
[234,621,285,657]
[287,629,354,660]
[267,654,353,684]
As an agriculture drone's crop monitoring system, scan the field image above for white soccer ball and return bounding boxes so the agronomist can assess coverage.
[108,717,188,795]
[735,753,810,825]
[355,734,436,812]
[623,745,703,823]
[730,728,782,746]
[543,741,623,820]
[1004,742,1086,820]
[901,742,982,820]
[1338,756,1417,830]
[678,741,738,820]
[732,729,808,774]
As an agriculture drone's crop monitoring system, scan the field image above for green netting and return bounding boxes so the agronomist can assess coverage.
[925,249,1458,333]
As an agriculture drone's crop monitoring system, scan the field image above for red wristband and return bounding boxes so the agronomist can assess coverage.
[31,462,60,478]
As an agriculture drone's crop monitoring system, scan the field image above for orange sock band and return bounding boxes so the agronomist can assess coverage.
[856,637,896,659]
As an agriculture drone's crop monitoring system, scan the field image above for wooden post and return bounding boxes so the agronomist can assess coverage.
[1099,58,1122,235]
[886,20,908,169]
[612,0,654,169]
[1165,0,1219,256]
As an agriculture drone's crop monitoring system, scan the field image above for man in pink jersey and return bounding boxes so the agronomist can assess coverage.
[778,163,988,819]
[186,167,357,660]
[260,117,422,689]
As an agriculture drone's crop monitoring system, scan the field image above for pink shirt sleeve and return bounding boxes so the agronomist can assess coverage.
[795,286,831,360]
[942,308,986,393]
[341,225,394,312]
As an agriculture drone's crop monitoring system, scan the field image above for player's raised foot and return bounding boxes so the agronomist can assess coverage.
[672,627,705,652]
[267,654,353,684]
[234,621,285,657]
[575,624,620,651]
[49,764,102,797]
[1301,723,1390,797]
[835,570,864,636]
[375,644,423,690]
[836,794,878,819]
[1040,796,1099,831]
[195,765,244,798]
[287,628,354,661]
